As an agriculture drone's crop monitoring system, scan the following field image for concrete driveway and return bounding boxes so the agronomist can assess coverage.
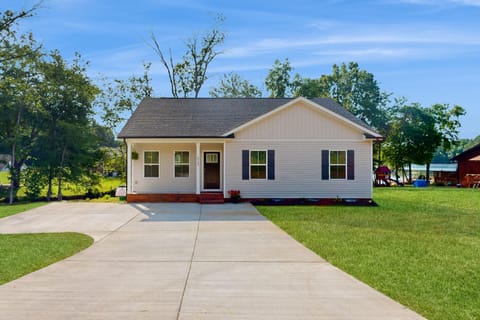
[0,202,425,319]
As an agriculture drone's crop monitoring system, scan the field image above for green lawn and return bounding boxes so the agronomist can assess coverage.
[257,187,480,320]
[0,202,46,219]
[0,171,8,184]
[0,175,123,200]
[0,232,93,285]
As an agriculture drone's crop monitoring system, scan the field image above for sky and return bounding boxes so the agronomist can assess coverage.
[5,0,480,138]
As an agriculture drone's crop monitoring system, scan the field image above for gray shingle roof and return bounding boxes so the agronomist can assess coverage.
[117,97,378,139]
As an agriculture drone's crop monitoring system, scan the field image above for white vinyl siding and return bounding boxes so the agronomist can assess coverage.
[235,100,362,140]
[226,140,371,199]
[133,143,196,193]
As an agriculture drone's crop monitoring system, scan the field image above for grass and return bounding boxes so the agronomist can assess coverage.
[0,171,8,184]
[0,174,124,199]
[0,232,93,285]
[0,202,47,219]
[257,187,480,320]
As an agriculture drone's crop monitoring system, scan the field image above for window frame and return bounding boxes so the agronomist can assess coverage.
[143,150,160,178]
[329,150,347,180]
[249,150,268,180]
[173,150,190,178]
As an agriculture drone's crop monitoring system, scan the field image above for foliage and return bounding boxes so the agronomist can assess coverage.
[464,134,480,150]
[384,103,441,169]
[98,146,125,177]
[151,14,225,98]
[383,100,465,181]
[33,51,100,201]
[430,103,466,150]
[21,166,47,201]
[0,232,93,284]
[96,62,153,134]
[258,187,480,320]
[0,3,41,63]
[0,35,44,204]
[265,58,293,98]
[293,62,390,131]
[0,31,110,203]
[209,72,262,97]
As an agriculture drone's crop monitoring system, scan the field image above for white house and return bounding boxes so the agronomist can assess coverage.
[118,97,382,203]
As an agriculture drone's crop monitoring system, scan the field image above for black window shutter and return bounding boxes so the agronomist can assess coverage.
[268,150,275,180]
[321,150,329,180]
[347,150,355,180]
[242,150,249,180]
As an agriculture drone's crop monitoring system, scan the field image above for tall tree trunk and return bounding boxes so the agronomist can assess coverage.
[426,163,431,185]
[57,146,66,201]
[9,109,22,204]
[9,144,15,205]
[46,166,53,201]
[408,162,412,184]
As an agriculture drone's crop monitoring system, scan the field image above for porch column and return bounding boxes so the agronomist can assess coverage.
[223,141,227,198]
[196,142,200,194]
[126,141,132,193]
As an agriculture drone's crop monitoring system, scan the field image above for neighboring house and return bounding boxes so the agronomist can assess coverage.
[451,142,480,187]
[0,154,11,172]
[118,97,382,203]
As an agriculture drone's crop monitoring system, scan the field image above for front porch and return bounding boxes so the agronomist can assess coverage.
[125,139,229,203]
[126,192,225,204]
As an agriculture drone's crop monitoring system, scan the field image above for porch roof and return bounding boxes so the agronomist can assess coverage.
[118,97,376,139]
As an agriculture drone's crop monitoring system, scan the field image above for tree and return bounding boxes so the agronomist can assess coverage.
[35,51,99,200]
[97,62,153,134]
[383,103,442,183]
[293,62,390,132]
[265,58,293,98]
[429,103,466,150]
[0,3,42,63]
[0,37,44,204]
[209,72,261,98]
[150,14,225,98]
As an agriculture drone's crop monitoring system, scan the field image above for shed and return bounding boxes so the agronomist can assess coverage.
[450,142,480,187]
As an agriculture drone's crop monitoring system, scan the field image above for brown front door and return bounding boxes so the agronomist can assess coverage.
[204,152,220,189]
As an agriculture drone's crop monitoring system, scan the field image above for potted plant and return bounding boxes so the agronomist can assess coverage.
[131,150,139,160]
[228,189,241,203]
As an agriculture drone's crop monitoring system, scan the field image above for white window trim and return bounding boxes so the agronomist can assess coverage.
[250,150,268,180]
[329,150,347,180]
[143,150,160,178]
[173,150,190,178]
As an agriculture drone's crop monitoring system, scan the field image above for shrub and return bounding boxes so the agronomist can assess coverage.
[22,167,47,201]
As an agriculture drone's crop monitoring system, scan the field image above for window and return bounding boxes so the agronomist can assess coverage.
[144,151,159,178]
[330,150,346,179]
[205,153,218,163]
[250,150,267,179]
[174,151,189,177]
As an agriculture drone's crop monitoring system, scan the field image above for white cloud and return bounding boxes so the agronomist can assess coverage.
[221,25,480,60]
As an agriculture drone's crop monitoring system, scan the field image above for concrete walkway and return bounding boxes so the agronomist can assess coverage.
[0,202,425,319]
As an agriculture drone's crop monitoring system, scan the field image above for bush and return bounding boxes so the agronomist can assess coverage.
[85,188,101,199]
[22,167,47,201]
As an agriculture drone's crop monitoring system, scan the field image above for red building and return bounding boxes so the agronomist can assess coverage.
[451,143,480,187]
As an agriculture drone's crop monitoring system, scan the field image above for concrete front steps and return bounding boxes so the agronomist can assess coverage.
[199,192,225,204]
